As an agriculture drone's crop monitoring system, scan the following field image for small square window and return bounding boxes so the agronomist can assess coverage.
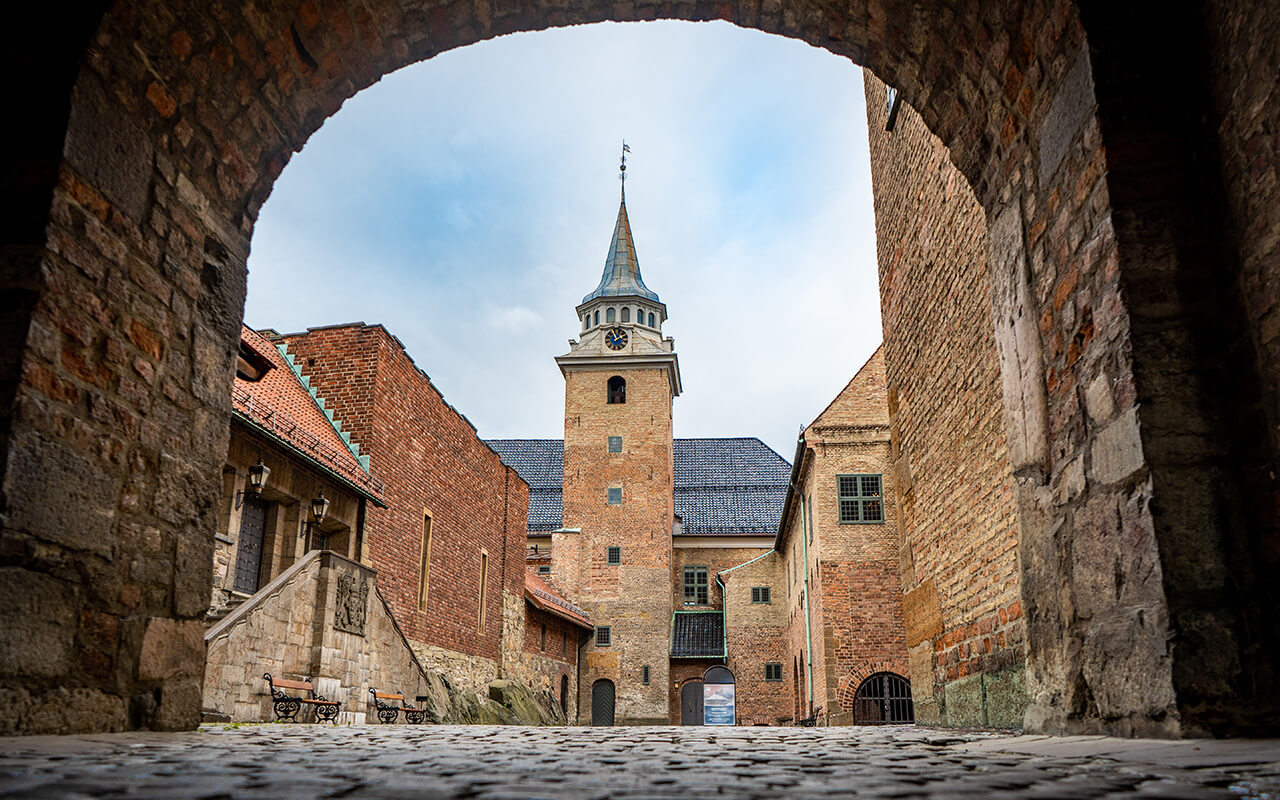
[608,436,622,453]
[751,586,771,604]
[765,662,783,681]
[536,564,550,575]
[607,487,622,505]
[641,665,651,685]
[595,626,611,647]
[607,546,621,565]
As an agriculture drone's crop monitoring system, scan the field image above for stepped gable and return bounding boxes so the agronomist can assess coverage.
[486,437,789,536]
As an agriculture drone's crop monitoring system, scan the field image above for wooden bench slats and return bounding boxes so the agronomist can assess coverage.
[273,678,315,691]
[263,673,340,724]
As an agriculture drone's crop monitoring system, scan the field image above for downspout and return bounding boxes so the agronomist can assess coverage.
[801,494,815,716]
[715,548,774,663]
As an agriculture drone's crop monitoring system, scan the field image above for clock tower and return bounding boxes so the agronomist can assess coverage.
[555,156,681,724]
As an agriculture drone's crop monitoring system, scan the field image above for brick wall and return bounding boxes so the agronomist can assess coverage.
[721,552,791,725]
[273,324,528,694]
[864,75,1026,728]
[562,366,673,724]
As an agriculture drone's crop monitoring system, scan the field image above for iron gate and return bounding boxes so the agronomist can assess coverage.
[232,497,268,594]
[591,679,615,726]
[853,672,914,724]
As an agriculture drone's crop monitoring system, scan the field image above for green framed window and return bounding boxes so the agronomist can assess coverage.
[751,586,771,604]
[838,474,884,523]
[765,662,783,681]
[608,436,622,453]
[683,566,708,605]
[607,487,622,505]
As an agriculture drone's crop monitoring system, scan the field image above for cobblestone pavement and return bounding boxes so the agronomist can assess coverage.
[1,725,1278,799]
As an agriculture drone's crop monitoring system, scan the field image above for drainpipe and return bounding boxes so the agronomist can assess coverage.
[715,549,774,664]
[800,494,815,716]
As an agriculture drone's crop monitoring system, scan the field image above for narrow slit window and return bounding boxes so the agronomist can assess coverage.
[838,474,884,523]
[642,665,651,685]
[417,513,432,611]
[477,550,488,632]
[540,623,547,650]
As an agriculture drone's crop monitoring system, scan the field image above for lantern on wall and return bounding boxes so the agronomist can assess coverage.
[310,491,330,525]
[247,458,270,495]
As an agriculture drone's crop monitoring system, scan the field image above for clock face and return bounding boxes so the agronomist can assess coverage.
[604,327,628,351]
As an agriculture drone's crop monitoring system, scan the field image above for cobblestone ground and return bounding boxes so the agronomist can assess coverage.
[2,725,1278,799]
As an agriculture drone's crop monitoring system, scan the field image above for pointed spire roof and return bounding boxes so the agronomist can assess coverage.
[582,191,661,304]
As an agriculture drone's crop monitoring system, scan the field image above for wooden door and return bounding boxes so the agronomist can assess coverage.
[233,497,267,594]
[680,681,703,725]
[591,679,615,726]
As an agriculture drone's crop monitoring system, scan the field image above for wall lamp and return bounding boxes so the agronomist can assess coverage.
[247,458,270,495]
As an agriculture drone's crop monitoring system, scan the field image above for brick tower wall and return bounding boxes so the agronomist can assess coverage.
[561,366,673,724]
[863,73,1026,728]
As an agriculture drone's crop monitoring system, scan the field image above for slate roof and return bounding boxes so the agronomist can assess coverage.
[581,195,661,304]
[525,571,593,630]
[485,438,790,536]
[671,611,725,658]
[233,326,384,503]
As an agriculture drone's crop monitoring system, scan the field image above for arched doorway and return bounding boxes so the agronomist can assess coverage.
[679,680,703,725]
[703,666,736,726]
[590,679,615,726]
[853,672,914,725]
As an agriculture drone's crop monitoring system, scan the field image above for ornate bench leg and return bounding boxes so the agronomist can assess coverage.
[316,703,341,724]
[376,706,399,724]
[274,697,302,723]
[405,709,425,725]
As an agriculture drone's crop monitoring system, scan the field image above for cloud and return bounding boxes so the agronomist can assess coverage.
[246,20,880,459]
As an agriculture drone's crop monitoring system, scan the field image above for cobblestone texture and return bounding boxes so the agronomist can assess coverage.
[2,726,1277,799]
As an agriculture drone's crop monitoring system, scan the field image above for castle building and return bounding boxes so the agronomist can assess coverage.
[489,172,911,725]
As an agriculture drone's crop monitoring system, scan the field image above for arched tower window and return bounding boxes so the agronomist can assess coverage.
[637,307,644,324]
[621,308,630,323]
[593,310,599,326]
[583,316,589,331]
[606,307,616,323]
[648,312,655,328]
[607,376,626,404]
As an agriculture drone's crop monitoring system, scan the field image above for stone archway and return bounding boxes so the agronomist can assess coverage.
[1,0,1276,738]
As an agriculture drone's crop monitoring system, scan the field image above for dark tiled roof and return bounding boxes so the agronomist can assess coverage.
[671,611,725,658]
[486,439,563,532]
[484,437,790,536]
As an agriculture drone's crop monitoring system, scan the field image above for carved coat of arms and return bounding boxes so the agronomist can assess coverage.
[334,573,369,636]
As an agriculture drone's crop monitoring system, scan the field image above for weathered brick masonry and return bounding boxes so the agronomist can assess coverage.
[863,80,1026,728]
[274,324,528,693]
[5,0,1279,735]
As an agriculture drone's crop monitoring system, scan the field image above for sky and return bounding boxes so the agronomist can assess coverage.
[245,20,883,460]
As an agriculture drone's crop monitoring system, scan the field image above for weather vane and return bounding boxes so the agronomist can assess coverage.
[619,140,630,193]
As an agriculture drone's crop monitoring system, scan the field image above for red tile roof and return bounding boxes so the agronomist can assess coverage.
[233,325,385,503]
[525,571,593,630]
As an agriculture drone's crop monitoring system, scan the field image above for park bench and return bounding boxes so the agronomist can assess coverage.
[368,688,427,724]
[263,673,341,723]
[798,706,824,727]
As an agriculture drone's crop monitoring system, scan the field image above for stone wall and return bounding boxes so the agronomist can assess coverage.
[864,75,1026,729]
[205,551,439,724]
[514,602,581,722]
